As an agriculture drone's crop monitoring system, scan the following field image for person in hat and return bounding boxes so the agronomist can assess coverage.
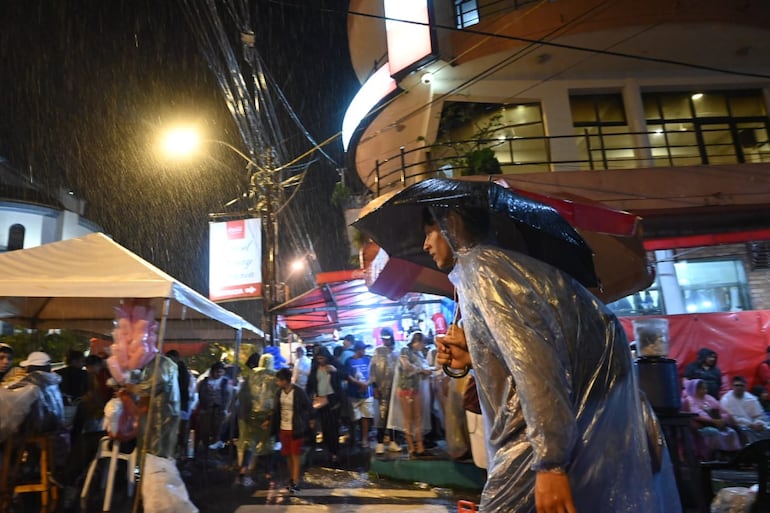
[9,351,65,433]
[338,334,356,366]
[344,339,373,448]
[369,327,401,454]
[423,204,679,512]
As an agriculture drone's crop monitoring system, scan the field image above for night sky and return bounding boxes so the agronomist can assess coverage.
[0,0,360,316]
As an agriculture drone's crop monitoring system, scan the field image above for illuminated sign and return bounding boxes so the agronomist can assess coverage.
[342,64,398,150]
[384,0,435,78]
[209,218,262,301]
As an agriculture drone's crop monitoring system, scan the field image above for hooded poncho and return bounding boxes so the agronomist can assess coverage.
[449,244,680,512]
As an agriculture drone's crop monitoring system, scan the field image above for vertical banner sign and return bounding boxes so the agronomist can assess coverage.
[209,218,262,301]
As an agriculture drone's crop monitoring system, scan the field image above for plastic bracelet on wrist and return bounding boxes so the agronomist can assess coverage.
[442,364,471,379]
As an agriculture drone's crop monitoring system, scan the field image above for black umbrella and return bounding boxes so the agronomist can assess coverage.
[353,178,599,288]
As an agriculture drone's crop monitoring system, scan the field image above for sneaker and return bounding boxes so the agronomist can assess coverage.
[375,443,385,455]
[241,476,255,487]
[208,440,225,450]
[388,441,402,452]
[288,481,300,493]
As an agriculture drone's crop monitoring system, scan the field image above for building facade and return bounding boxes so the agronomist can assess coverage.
[0,158,101,252]
[342,0,770,316]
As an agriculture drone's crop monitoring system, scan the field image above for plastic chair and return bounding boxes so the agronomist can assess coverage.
[80,436,138,511]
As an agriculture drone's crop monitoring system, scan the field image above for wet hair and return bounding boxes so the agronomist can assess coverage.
[66,349,85,365]
[276,368,292,382]
[245,353,261,369]
[421,205,491,246]
[85,354,103,367]
[314,345,333,360]
[165,349,180,360]
[421,207,438,228]
[211,361,226,372]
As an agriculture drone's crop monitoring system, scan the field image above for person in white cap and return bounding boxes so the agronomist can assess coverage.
[8,351,65,433]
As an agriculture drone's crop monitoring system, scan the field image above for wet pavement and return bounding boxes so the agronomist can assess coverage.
[30,440,482,513]
[8,437,732,512]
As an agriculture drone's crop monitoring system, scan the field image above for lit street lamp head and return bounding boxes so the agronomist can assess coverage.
[160,126,202,159]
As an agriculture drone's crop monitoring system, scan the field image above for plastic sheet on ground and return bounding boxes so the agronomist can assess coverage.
[711,486,755,513]
[142,453,199,513]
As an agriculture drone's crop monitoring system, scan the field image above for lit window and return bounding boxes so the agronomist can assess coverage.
[7,224,25,251]
[674,259,750,314]
[455,0,479,28]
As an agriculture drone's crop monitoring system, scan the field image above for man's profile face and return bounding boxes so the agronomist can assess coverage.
[423,223,454,270]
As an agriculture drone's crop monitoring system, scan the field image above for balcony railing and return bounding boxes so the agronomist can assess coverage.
[364,128,770,196]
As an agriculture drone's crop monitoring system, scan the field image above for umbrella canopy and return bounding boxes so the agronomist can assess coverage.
[353,178,599,289]
[354,178,653,303]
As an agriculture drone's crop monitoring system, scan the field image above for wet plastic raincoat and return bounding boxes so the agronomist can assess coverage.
[369,345,399,429]
[237,353,278,456]
[135,354,180,458]
[9,370,64,434]
[449,244,680,512]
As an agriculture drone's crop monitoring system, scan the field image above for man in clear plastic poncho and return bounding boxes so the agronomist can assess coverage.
[236,353,278,485]
[133,353,180,458]
[424,204,680,513]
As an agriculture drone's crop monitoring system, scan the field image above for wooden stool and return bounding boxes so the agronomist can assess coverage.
[80,436,138,512]
[3,433,59,513]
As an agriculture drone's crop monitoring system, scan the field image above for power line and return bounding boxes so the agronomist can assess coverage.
[335,5,770,80]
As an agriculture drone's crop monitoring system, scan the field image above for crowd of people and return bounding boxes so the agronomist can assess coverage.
[680,345,770,461]
[5,325,770,513]
[0,323,484,507]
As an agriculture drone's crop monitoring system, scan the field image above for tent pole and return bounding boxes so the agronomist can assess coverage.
[132,298,172,513]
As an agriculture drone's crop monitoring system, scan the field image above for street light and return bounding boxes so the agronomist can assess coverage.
[159,125,281,342]
[280,253,316,302]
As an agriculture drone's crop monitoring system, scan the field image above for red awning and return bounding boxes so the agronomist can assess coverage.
[273,272,445,341]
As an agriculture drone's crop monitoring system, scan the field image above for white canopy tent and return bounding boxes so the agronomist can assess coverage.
[0,232,263,342]
[0,232,263,506]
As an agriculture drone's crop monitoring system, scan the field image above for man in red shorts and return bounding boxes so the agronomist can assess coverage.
[273,367,311,493]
